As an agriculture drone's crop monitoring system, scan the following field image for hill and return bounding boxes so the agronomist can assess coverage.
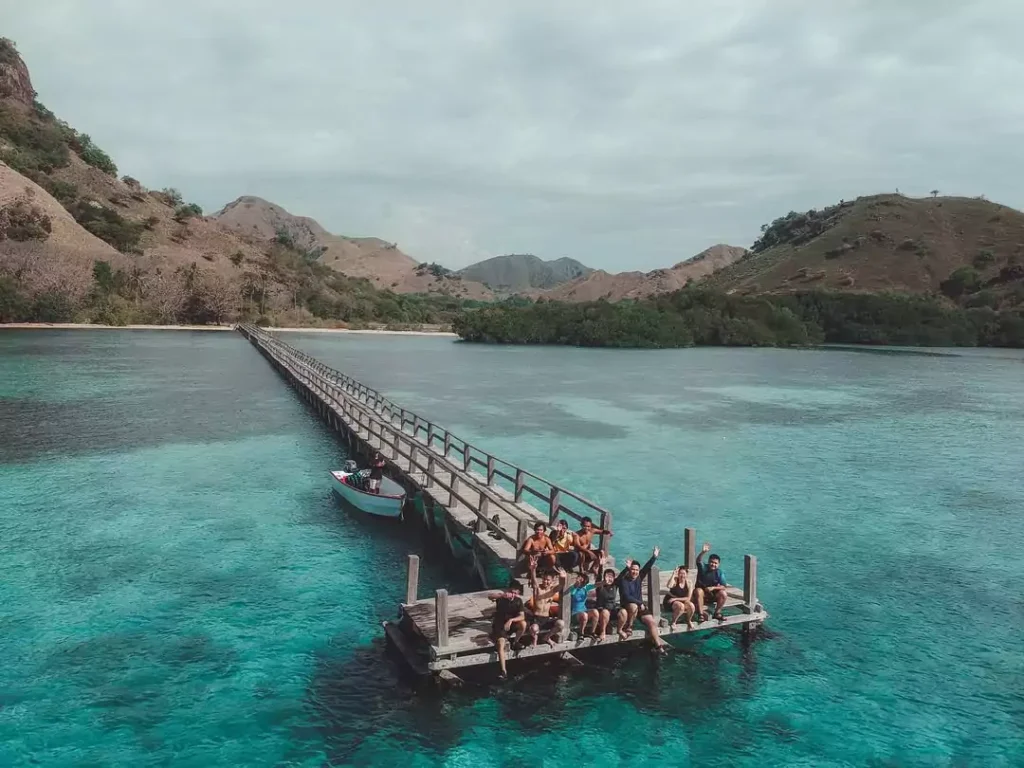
[544,244,747,302]
[214,197,492,299]
[0,37,485,326]
[703,194,1024,307]
[457,253,592,292]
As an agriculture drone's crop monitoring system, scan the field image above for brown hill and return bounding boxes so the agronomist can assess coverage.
[703,194,1024,303]
[0,36,488,325]
[213,196,493,299]
[544,244,747,302]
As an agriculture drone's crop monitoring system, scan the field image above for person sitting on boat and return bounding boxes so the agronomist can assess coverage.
[568,570,599,639]
[487,579,527,680]
[593,566,619,641]
[693,542,729,622]
[368,451,386,494]
[575,516,613,574]
[664,565,696,630]
[616,548,668,652]
[525,569,564,647]
[518,522,555,577]
[550,519,579,571]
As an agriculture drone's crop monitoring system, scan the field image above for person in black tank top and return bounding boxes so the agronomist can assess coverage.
[593,567,620,640]
[663,566,695,630]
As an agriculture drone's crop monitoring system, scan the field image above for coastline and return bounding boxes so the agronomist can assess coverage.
[0,322,457,337]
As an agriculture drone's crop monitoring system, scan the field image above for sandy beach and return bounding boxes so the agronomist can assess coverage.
[0,323,456,336]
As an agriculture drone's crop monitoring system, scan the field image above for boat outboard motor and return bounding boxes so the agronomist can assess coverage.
[343,459,359,473]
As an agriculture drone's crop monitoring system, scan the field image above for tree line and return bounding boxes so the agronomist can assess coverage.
[451,289,1024,349]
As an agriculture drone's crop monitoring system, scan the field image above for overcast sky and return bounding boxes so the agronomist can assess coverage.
[3,1,1022,270]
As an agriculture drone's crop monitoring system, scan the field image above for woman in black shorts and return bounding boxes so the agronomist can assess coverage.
[663,566,696,630]
[593,568,620,641]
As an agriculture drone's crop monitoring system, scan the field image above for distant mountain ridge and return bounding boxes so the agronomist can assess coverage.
[213,196,493,299]
[457,253,592,291]
[543,244,748,302]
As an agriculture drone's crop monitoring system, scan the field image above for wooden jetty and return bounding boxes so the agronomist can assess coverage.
[236,323,768,676]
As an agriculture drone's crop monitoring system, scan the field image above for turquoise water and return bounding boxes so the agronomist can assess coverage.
[2,330,1023,766]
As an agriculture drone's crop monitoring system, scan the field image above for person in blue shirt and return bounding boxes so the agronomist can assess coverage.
[567,571,598,639]
[694,541,729,622]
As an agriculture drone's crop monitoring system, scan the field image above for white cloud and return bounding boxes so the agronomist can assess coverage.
[3,0,1023,268]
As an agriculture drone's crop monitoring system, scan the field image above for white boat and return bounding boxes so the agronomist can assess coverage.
[330,467,406,519]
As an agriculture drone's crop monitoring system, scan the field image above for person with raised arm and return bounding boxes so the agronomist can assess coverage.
[663,565,696,630]
[693,541,729,622]
[567,569,599,639]
[487,579,527,680]
[526,568,565,646]
[368,451,386,494]
[615,547,668,652]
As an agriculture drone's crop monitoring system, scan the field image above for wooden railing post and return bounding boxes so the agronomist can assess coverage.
[516,519,529,545]
[514,470,525,503]
[743,555,758,612]
[436,589,449,649]
[548,488,561,525]
[462,444,471,472]
[600,511,612,558]
[406,555,420,604]
[684,528,696,571]
[647,565,661,624]
[443,432,451,457]
[426,456,435,488]
[427,423,435,448]
[559,570,572,628]
[486,456,495,486]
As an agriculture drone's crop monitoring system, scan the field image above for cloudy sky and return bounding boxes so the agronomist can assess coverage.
[3,1,1022,270]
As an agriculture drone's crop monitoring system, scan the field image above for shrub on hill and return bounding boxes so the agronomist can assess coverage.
[0,104,71,175]
[751,201,853,253]
[173,202,203,222]
[75,133,117,176]
[66,200,144,253]
[0,197,52,242]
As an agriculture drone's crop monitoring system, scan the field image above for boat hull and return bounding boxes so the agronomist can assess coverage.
[330,471,405,519]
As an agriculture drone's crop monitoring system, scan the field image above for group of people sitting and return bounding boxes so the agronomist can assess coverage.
[486,519,730,678]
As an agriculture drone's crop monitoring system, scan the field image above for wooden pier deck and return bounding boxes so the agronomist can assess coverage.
[237,323,768,676]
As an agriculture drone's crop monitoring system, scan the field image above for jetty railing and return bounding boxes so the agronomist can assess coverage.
[238,324,614,556]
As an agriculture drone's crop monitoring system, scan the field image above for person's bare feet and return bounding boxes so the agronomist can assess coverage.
[686,621,695,631]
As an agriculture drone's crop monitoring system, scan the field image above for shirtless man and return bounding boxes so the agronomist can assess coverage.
[526,569,565,646]
[518,521,555,577]
[575,516,613,575]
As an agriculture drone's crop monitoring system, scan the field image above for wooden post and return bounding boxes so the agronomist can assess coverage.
[413,415,421,440]
[548,488,561,525]
[436,589,449,649]
[514,470,525,502]
[743,555,758,612]
[444,432,451,457]
[600,511,612,558]
[684,528,696,571]
[516,519,529,545]
[486,456,495,486]
[647,565,661,624]
[463,444,471,472]
[405,555,420,605]
[559,570,572,628]
[479,492,490,522]
[427,423,435,448]
[426,456,435,488]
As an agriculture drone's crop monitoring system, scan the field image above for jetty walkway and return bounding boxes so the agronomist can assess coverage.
[237,323,768,676]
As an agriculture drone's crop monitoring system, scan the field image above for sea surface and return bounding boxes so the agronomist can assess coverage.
[1,330,1023,767]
